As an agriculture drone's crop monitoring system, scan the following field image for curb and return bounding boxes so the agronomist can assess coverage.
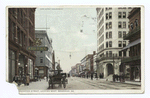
[110,81,141,86]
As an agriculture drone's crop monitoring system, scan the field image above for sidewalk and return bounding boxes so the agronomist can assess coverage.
[111,80,141,86]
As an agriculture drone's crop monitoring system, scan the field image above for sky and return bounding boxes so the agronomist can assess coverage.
[35,8,97,73]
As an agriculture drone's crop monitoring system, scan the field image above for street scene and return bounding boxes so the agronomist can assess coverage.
[7,6,142,92]
[18,77,140,90]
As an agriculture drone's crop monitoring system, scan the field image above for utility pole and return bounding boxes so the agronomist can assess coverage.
[113,54,114,74]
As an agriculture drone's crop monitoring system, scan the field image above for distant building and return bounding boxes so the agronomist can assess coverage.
[75,63,81,76]
[96,7,132,78]
[121,8,141,81]
[35,30,53,78]
[93,52,97,73]
[71,66,76,77]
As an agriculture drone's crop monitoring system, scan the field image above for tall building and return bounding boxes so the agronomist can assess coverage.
[35,30,53,78]
[96,7,132,78]
[121,8,141,81]
[8,8,36,83]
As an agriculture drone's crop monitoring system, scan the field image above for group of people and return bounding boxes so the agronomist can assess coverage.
[86,73,104,80]
[113,74,125,82]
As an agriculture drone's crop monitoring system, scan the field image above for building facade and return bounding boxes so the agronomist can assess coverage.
[8,8,36,83]
[71,66,76,77]
[121,8,141,81]
[96,7,132,78]
[35,30,53,78]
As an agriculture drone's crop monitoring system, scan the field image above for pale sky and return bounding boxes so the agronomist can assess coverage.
[35,8,97,73]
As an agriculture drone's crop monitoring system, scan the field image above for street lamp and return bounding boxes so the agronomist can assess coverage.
[25,65,28,75]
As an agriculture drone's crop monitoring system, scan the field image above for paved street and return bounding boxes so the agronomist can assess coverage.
[18,77,141,91]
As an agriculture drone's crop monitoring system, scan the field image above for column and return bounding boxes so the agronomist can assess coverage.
[15,50,19,76]
[103,63,108,78]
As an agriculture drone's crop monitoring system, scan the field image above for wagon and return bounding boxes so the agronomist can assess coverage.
[48,70,68,89]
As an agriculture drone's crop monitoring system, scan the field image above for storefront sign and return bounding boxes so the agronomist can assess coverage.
[27,46,48,51]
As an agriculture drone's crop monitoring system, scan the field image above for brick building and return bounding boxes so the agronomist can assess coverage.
[121,8,141,81]
[8,8,36,83]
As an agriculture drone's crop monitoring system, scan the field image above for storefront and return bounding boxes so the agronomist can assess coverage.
[9,50,16,82]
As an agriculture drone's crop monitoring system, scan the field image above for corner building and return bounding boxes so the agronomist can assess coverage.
[96,7,132,78]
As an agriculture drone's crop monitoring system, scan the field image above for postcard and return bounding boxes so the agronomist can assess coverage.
[6,5,144,94]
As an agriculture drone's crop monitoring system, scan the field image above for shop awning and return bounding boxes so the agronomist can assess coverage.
[122,39,141,50]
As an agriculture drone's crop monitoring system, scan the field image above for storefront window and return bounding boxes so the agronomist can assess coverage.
[9,50,16,82]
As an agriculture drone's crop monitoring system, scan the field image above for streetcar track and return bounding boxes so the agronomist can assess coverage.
[75,78,140,90]
[76,79,119,89]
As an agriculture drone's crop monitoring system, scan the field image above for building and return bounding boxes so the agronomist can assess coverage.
[75,63,81,76]
[71,66,76,77]
[93,52,97,73]
[52,50,55,70]
[96,7,132,78]
[8,8,36,83]
[121,8,141,81]
[35,30,53,78]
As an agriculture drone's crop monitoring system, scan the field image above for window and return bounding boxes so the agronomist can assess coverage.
[12,22,15,41]
[118,41,122,47]
[106,32,108,39]
[23,34,26,47]
[135,19,138,27]
[17,27,20,44]
[106,42,108,48]
[109,22,112,29]
[123,41,126,47]
[106,23,109,29]
[123,12,126,18]
[106,51,108,57]
[119,51,122,57]
[109,41,112,47]
[40,38,43,42]
[40,57,43,63]
[109,51,112,57]
[118,31,122,38]
[109,32,112,38]
[118,12,122,18]
[123,22,126,28]
[130,23,134,30]
[106,13,108,20]
[40,51,43,53]
[118,22,122,28]
[123,51,126,57]
[109,12,112,19]
[123,31,126,37]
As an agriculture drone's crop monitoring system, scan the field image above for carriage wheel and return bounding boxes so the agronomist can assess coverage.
[59,83,62,88]
[63,82,66,88]
[51,84,54,89]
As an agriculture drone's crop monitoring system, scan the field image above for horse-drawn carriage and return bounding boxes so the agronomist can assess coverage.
[48,70,68,89]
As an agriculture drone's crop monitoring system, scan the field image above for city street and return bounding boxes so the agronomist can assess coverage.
[18,77,141,91]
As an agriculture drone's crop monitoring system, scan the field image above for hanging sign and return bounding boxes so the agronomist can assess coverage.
[27,46,48,51]
[27,38,48,51]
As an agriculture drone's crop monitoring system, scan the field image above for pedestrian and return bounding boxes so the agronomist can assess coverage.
[95,73,98,80]
[87,74,88,79]
[91,73,93,80]
[113,74,115,82]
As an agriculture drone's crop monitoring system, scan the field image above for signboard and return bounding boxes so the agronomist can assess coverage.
[27,46,48,51]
